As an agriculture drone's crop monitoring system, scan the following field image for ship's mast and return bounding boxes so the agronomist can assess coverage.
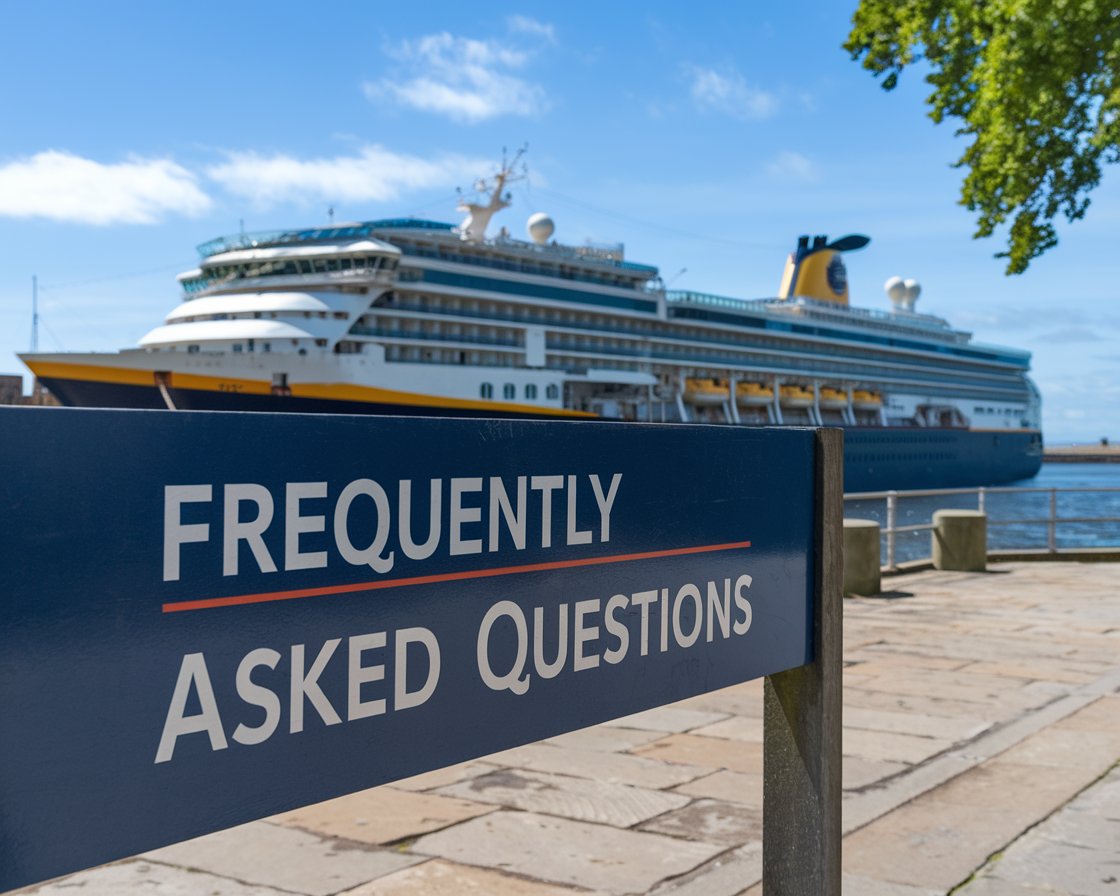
[457,146,527,242]
[30,275,38,353]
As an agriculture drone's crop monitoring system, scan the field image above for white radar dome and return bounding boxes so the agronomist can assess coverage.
[884,276,906,305]
[903,278,921,309]
[527,212,555,245]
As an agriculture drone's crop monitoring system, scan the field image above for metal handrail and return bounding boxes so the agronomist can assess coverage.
[843,485,1120,568]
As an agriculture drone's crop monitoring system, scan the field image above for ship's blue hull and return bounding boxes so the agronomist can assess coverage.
[842,427,1042,491]
[38,376,1044,491]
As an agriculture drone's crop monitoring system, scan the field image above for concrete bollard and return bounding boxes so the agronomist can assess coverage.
[932,509,987,571]
[843,518,881,596]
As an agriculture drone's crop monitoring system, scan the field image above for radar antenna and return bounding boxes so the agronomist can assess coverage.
[457,145,528,242]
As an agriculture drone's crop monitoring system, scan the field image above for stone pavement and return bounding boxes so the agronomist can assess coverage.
[14,562,1120,896]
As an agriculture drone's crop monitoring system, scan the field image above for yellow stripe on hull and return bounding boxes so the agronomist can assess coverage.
[27,358,594,418]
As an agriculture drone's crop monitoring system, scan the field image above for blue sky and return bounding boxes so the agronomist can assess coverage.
[2,2,1118,443]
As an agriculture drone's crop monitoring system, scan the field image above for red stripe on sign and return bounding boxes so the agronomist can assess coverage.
[161,539,752,614]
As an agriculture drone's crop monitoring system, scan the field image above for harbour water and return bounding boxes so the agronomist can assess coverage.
[844,462,1120,563]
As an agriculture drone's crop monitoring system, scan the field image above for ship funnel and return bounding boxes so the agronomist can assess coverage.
[778,233,870,305]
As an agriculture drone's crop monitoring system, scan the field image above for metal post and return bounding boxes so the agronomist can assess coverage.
[977,486,986,515]
[886,490,898,570]
[1048,487,1058,552]
[763,428,843,895]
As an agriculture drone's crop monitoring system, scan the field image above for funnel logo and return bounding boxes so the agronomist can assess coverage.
[826,255,847,295]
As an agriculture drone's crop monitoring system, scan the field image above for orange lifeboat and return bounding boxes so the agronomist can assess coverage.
[735,381,774,406]
[852,389,883,411]
[818,386,849,409]
[684,377,730,406]
[779,384,814,408]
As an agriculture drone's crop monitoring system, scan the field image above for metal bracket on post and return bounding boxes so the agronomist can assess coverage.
[762,427,843,895]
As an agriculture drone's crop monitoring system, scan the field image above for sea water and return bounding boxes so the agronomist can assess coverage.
[844,463,1120,564]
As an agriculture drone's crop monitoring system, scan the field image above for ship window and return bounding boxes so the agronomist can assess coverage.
[232,344,243,353]
[503,383,515,400]
[187,344,200,354]
[480,382,493,399]
[263,342,271,352]
[526,383,538,399]
[546,384,559,399]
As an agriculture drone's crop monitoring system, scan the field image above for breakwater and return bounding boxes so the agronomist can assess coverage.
[1045,444,1120,462]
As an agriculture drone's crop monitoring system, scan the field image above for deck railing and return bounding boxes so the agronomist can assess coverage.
[843,486,1120,569]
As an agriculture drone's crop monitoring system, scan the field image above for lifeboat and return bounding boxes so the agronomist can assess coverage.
[779,384,814,408]
[852,389,883,410]
[684,377,730,406]
[735,381,774,406]
[818,386,849,409]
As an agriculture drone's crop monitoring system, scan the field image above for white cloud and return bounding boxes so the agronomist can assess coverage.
[207,145,488,206]
[767,150,819,182]
[366,31,547,123]
[507,15,556,43]
[0,150,211,225]
[688,65,777,120]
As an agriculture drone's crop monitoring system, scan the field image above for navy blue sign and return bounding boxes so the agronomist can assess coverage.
[0,408,817,891]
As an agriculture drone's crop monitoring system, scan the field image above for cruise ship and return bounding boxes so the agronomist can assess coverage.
[20,155,1043,491]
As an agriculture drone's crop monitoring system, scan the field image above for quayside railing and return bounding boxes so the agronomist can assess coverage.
[842,486,1120,569]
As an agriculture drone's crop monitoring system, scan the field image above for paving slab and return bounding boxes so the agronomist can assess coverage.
[647,843,760,896]
[602,706,728,733]
[949,878,1056,895]
[390,760,500,792]
[437,767,689,827]
[673,681,763,718]
[958,766,1120,896]
[142,821,422,896]
[843,785,1047,889]
[271,786,495,845]
[636,798,762,847]
[841,686,1007,722]
[491,742,708,789]
[960,661,1096,685]
[925,759,1103,818]
[838,873,943,895]
[993,726,1118,771]
[339,859,594,895]
[842,705,991,741]
[18,859,294,895]
[544,725,666,753]
[842,756,909,790]
[688,716,763,743]
[630,733,763,774]
[409,811,723,895]
[842,727,953,764]
[670,769,763,808]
